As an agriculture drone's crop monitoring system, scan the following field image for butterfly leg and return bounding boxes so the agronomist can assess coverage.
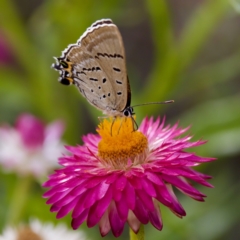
[110,117,116,136]
[130,115,138,132]
[117,117,125,135]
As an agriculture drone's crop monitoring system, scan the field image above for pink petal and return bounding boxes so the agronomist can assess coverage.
[115,174,127,190]
[154,183,177,208]
[72,196,87,219]
[112,185,122,201]
[133,197,149,224]
[109,202,125,237]
[165,184,186,217]
[71,208,89,230]
[115,197,129,221]
[162,175,206,201]
[87,187,112,227]
[57,196,80,218]
[149,200,163,230]
[99,210,111,237]
[127,211,141,233]
[136,189,155,211]
[123,181,135,210]
[46,190,71,205]
[140,177,156,197]
[128,177,143,190]
[83,181,110,208]
[50,204,61,212]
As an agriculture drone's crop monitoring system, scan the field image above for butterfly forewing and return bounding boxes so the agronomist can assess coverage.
[54,19,131,117]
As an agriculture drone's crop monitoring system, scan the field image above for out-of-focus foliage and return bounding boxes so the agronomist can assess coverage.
[0,0,239,239]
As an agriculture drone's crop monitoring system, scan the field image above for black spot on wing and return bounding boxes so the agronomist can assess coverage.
[82,67,101,72]
[89,78,98,81]
[91,67,101,71]
[97,53,124,59]
[102,78,107,83]
[117,92,122,95]
[113,67,121,72]
[77,71,86,76]
[116,80,122,84]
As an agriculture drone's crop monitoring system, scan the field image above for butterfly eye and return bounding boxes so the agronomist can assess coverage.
[123,107,134,117]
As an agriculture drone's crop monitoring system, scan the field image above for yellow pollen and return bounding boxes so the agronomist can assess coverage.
[97,117,148,167]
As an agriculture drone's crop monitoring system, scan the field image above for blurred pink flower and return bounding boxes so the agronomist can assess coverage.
[43,117,215,237]
[0,114,65,178]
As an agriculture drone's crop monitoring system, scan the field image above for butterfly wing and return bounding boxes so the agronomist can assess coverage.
[53,19,131,116]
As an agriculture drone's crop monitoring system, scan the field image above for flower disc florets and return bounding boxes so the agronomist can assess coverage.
[97,118,148,169]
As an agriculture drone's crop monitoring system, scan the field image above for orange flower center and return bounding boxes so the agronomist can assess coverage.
[97,117,148,169]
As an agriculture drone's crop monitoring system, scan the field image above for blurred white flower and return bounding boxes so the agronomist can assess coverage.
[0,114,65,178]
[0,219,87,240]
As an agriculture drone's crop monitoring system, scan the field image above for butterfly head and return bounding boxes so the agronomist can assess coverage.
[52,57,74,85]
[123,106,134,117]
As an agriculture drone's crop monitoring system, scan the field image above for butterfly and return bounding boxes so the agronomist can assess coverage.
[52,19,134,117]
[52,19,173,119]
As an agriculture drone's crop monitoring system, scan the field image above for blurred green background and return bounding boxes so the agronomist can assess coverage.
[0,0,240,239]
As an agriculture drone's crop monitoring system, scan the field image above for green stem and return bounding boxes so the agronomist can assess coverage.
[130,225,144,240]
[7,175,33,225]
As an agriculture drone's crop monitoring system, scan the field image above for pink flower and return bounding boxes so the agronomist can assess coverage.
[43,117,215,237]
[0,114,65,178]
